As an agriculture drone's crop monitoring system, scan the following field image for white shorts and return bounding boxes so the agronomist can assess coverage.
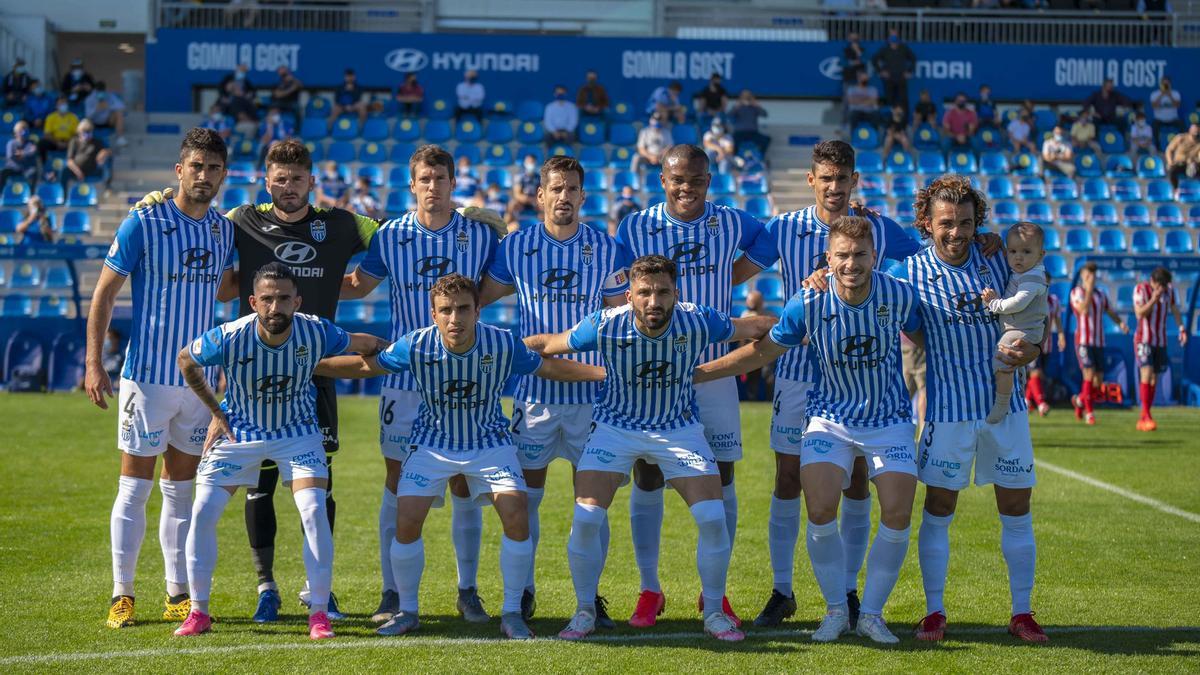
[197,434,328,487]
[398,444,526,507]
[379,388,423,461]
[917,411,1036,491]
[801,416,918,489]
[770,378,813,456]
[579,420,718,484]
[512,401,593,470]
[695,377,743,462]
[117,379,212,456]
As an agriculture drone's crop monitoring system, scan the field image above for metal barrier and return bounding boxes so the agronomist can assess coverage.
[155,1,426,33]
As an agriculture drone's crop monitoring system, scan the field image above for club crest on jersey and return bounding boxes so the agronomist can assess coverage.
[295,345,310,366]
[210,221,221,238]
[480,353,495,374]
[706,215,720,237]
[456,230,469,253]
[310,219,327,242]
[977,265,991,279]
[673,335,688,353]
[876,304,891,328]
[581,243,594,265]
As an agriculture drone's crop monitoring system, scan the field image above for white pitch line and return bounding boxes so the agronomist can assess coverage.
[1039,460,1200,524]
[3,625,1198,666]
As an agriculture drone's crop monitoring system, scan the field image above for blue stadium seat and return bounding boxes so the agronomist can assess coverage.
[1025,201,1053,226]
[857,151,884,174]
[256,188,271,204]
[1146,179,1173,203]
[483,144,513,167]
[516,120,543,144]
[42,265,71,290]
[1136,154,1165,178]
[1112,178,1141,202]
[427,98,453,119]
[36,183,64,207]
[581,194,608,218]
[1,181,29,207]
[917,152,946,175]
[610,101,634,122]
[884,150,915,175]
[889,175,916,200]
[859,174,886,198]
[732,283,749,302]
[1131,230,1160,254]
[613,170,640,191]
[393,118,421,142]
[304,140,324,163]
[609,146,633,169]
[1018,177,1046,200]
[387,166,411,188]
[1075,152,1102,178]
[980,151,1008,176]
[1044,254,1068,280]
[336,300,368,322]
[851,125,879,150]
[1091,202,1119,227]
[609,123,637,147]
[865,198,890,217]
[713,196,737,209]
[744,196,772,221]
[1042,226,1061,252]
[579,146,606,169]
[226,161,257,185]
[579,121,606,146]
[300,117,328,141]
[1104,154,1134,177]
[1050,177,1078,201]
[710,173,735,196]
[357,165,383,188]
[1034,109,1057,133]
[1082,178,1111,202]
[486,120,514,144]
[222,187,249,211]
[455,119,483,143]
[359,141,387,164]
[739,176,767,196]
[993,201,1020,226]
[327,141,355,163]
[671,125,698,145]
[1123,203,1151,228]
[361,118,389,142]
[484,168,512,190]
[1190,205,1200,228]
[1156,204,1184,228]
[517,145,545,164]
[1181,179,1200,204]
[385,190,414,215]
[1098,229,1127,253]
[974,126,1002,150]
[1115,284,1136,312]
[1065,228,1094,253]
[10,263,40,288]
[1097,126,1126,154]
[36,296,68,318]
[0,109,19,134]
[913,125,940,153]
[1058,202,1086,227]
[456,144,481,166]
[1165,230,1195,255]
[488,99,513,118]
[583,171,608,192]
[516,100,544,122]
[305,96,331,119]
[1,294,31,317]
[1012,151,1040,177]
[645,176,665,195]
[986,176,1014,200]
[948,151,977,174]
[756,276,784,302]
[67,183,98,207]
[548,143,573,157]
[423,119,451,143]
[61,210,91,235]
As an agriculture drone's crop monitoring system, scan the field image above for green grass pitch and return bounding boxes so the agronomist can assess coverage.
[1,393,1198,672]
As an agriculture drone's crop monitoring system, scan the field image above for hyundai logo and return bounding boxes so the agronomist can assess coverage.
[384,48,429,73]
[818,56,843,81]
[414,256,454,278]
[636,360,673,379]
[539,268,579,289]
[839,335,879,357]
[954,292,983,312]
[180,247,214,269]
[257,375,293,393]
[668,241,707,264]
[441,379,477,398]
[274,241,317,264]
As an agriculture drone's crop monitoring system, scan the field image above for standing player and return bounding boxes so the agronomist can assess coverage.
[697,216,924,644]
[341,145,499,623]
[316,274,605,639]
[905,175,1047,643]
[731,140,923,627]
[174,263,383,639]
[614,144,763,626]
[1069,261,1129,425]
[1133,266,1188,431]
[84,128,236,628]
[524,255,775,642]
[478,156,629,626]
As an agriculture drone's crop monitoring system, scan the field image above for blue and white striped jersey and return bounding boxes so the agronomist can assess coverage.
[357,211,496,391]
[486,224,630,405]
[906,243,1023,423]
[568,303,733,431]
[104,199,236,387]
[770,271,921,428]
[615,201,761,360]
[743,205,922,383]
[377,322,543,451]
[189,313,350,441]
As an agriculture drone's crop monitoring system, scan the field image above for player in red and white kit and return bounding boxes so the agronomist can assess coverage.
[1069,262,1128,425]
[1132,267,1189,431]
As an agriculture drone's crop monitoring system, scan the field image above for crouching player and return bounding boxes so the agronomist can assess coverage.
[316,273,605,640]
[174,262,385,639]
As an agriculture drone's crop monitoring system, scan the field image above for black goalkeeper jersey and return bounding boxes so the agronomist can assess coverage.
[227,203,378,321]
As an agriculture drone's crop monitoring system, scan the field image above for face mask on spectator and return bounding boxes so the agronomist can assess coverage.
[270,113,281,123]
[32,86,42,95]
[524,161,536,173]
[555,92,566,101]
[97,92,107,101]
[210,111,222,121]
[14,66,24,74]
[80,131,92,140]
[72,68,83,77]
[57,103,68,113]
[956,100,966,109]
[888,35,899,44]
[649,118,660,128]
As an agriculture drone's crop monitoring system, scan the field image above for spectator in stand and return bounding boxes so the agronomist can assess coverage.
[871,27,916,108]
[1165,123,1200,191]
[396,72,424,117]
[349,176,384,219]
[881,104,913,156]
[330,68,368,130]
[3,58,30,108]
[22,79,54,129]
[608,184,641,236]
[258,106,294,163]
[63,119,110,188]
[454,70,485,122]
[576,70,609,118]
[631,113,670,172]
[85,81,127,147]
[511,153,541,216]
[1,121,39,193]
[38,96,78,164]
[702,118,736,174]
[219,63,254,98]
[220,79,259,137]
[1083,78,1134,128]
[738,291,776,401]
[694,72,729,128]
[315,161,350,209]
[15,195,54,244]
[1007,111,1037,154]
[1130,111,1155,155]
[1149,76,1183,145]
[841,33,866,92]
[729,89,770,155]
[60,58,95,106]
[844,70,880,131]
[453,154,479,199]
[646,81,686,125]
[1070,107,1101,156]
[482,182,508,216]
[974,84,999,128]
[941,92,978,151]
[1041,124,1075,177]
[201,103,233,141]
[543,84,579,145]
[913,89,937,127]
[269,66,303,117]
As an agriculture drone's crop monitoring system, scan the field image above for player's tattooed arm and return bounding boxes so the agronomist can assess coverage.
[341,267,382,299]
[347,333,390,357]
[314,354,388,378]
[177,347,232,453]
[217,269,239,303]
[694,338,788,384]
[728,315,777,342]
[524,331,574,356]
[731,255,765,287]
[535,357,606,382]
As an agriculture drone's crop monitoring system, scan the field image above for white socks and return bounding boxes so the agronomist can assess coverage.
[111,476,152,598]
[500,535,533,614]
[918,510,954,615]
[186,484,232,614]
[525,487,544,591]
[390,537,424,614]
[294,487,333,615]
[567,502,606,612]
[691,499,730,617]
[860,524,910,616]
[629,485,664,593]
[721,482,738,550]
[840,494,872,594]
[806,519,846,610]
[379,487,398,593]
[1000,512,1036,616]
[158,479,193,597]
[450,495,482,590]
[768,495,801,596]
